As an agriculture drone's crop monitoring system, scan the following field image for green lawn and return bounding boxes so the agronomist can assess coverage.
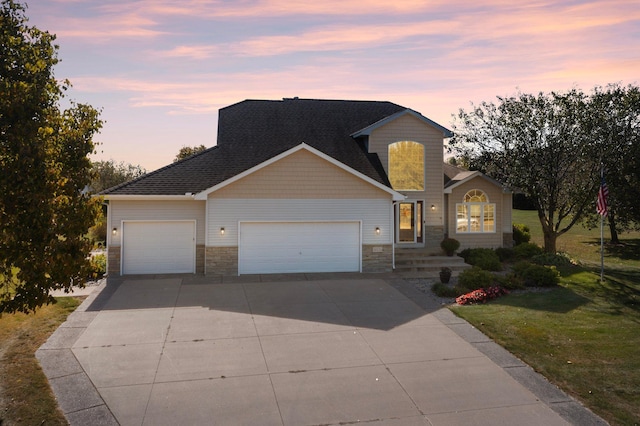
[451,210,640,425]
[512,209,640,269]
[0,297,81,425]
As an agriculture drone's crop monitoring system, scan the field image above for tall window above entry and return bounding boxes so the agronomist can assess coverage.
[388,141,424,191]
[456,189,496,233]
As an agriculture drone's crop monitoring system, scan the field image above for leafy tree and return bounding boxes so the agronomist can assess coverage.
[88,160,146,245]
[450,89,598,253]
[0,0,102,313]
[581,84,640,243]
[91,159,146,192]
[446,155,470,169]
[174,144,206,162]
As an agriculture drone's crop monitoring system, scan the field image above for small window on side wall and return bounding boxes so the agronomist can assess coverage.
[388,141,424,191]
[456,190,496,233]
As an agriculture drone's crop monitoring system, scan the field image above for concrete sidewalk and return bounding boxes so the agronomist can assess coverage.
[38,274,606,425]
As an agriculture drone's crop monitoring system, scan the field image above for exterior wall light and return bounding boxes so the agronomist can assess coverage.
[375,227,381,235]
[112,227,117,235]
[220,227,225,235]
[431,204,436,211]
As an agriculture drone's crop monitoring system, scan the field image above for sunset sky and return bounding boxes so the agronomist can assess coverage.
[27,0,639,172]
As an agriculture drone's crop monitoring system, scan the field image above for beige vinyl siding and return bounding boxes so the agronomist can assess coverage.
[502,193,513,232]
[368,113,444,227]
[207,198,392,246]
[447,177,504,249]
[108,200,206,247]
[213,149,389,199]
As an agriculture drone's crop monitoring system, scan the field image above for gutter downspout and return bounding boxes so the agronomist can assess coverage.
[391,201,398,270]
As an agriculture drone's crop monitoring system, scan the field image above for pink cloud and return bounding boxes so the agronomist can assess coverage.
[97,0,436,18]
[151,20,454,59]
[44,14,166,42]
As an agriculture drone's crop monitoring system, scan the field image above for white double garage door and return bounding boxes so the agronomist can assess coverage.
[121,221,361,275]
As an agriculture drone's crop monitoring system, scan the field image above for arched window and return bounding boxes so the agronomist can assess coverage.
[388,141,424,191]
[464,189,487,203]
[456,190,496,233]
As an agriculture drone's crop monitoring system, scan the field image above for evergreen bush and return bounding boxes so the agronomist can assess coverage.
[513,223,531,245]
[495,247,516,262]
[457,266,495,291]
[514,242,543,259]
[459,248,502,271]
[512,261,559,287]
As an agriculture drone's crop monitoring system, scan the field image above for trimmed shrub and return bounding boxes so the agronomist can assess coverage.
[494,273,525,290]
[531,252,572,267]
[431,282,459,298]
[457,266,495,291]
[458,248,472,262]
[513,223,531,245]
[511,261,531,276]
[514,242,543,259]
[440,238,460,256]
[495,247,516,262]
[458,248,502,271]
[512,261,559,287]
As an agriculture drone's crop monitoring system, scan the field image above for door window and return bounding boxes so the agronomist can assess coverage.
[398,202,415,242]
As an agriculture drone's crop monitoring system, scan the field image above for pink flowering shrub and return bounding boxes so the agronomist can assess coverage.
[455,286,509,305]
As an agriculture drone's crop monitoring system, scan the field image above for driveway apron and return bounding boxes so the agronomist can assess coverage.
[37,275,605,426]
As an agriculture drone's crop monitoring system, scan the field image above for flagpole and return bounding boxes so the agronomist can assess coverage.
[599,165,605,283]
[600,209,604,283]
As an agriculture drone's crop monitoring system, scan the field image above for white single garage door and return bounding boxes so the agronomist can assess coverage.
[239,222,361,275]
[121,221,195,275]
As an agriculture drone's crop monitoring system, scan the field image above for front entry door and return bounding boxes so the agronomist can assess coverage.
[397,201,423,243]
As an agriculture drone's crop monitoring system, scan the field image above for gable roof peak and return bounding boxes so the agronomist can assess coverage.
[193,142,405,201]
[351,108,453,138]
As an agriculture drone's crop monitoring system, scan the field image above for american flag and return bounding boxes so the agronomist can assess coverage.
[596,175,609,216]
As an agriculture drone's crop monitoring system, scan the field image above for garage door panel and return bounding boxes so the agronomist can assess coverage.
[239,222,360,275]
[122,221,195,275]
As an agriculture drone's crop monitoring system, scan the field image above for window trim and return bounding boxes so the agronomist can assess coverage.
[456,190,496,234]
[387,141,425,192]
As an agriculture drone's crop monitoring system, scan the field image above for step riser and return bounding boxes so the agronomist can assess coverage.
[394,259,468,265]
[394,267,470,273]
[393,252,470,277]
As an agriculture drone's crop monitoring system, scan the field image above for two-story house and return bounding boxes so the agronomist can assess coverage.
[102,98,512,276]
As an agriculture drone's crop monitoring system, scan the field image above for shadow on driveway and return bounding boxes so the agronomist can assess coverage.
[85,273,444,331]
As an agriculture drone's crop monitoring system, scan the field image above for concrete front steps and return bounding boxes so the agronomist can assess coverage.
[393,249,471,279]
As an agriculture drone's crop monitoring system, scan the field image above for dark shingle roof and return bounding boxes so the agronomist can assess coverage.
[443,162,468,186]
[103,98,407,196]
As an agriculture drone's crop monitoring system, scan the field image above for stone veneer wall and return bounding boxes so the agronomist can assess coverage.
[195,244,205,274]
[362,244,393,273]
[205,246,238,276]
[107,246,120,276]
[424,225,445,252]
[503,232,514,248]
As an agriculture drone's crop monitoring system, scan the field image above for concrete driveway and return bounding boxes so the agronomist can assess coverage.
[37,274,604,425]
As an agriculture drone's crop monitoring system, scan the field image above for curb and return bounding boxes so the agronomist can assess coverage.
[37,280,120,425]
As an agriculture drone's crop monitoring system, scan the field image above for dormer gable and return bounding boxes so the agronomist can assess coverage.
[351,109,453,140]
